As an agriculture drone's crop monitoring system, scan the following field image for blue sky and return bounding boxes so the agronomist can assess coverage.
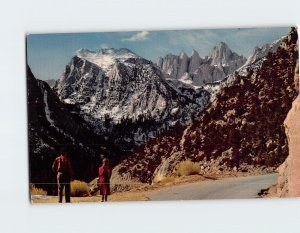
[27,27,291,80]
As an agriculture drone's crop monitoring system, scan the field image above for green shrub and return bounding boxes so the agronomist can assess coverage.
[31,184,47,195]
[70,180,90,197]
[176,160,201,176]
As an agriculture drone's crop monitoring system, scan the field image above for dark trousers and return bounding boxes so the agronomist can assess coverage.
[57,172,71,203]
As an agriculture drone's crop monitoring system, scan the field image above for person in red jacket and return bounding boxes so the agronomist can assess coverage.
[98,158,111,202]
[52,149,73,203]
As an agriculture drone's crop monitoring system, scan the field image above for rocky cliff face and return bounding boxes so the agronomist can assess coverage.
[112,28,298,186]
[158,42,246,86]
[277,63,300,197]
[209,42,246,72]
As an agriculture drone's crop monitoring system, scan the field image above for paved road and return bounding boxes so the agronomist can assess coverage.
[149,174,278,201]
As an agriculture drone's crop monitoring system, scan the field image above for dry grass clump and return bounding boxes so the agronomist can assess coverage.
[176,160,201,176]
[31,184,47,195]
[71,180,90,197]
[157,176,176,185]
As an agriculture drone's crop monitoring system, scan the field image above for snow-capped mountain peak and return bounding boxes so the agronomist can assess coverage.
[55,48,212,146]
[76,47,139,70]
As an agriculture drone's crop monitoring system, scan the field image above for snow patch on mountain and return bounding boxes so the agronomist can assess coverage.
[76,48,139,70]
[43,89,54,126]
[178,72,193,85]
[41,85,57,129]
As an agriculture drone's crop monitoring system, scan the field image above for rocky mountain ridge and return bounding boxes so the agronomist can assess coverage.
[157,42,247,87]
[243,38,281,67]
[54,48,211,147]
[111,28,299,187]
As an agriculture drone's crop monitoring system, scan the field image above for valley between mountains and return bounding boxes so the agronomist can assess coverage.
[28,27,299,201]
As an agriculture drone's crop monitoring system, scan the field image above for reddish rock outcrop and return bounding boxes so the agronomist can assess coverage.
[277,62,300,197]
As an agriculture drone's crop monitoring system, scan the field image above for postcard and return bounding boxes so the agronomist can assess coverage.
[26,27,299,203]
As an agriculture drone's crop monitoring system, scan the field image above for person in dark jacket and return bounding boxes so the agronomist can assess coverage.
[98,158,111,202]
[52,149,73,203]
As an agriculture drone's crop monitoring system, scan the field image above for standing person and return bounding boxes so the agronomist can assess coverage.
[52,148,73,203]
[98,158,111,202]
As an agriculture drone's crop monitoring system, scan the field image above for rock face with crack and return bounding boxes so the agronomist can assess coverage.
[277,62,300,197]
